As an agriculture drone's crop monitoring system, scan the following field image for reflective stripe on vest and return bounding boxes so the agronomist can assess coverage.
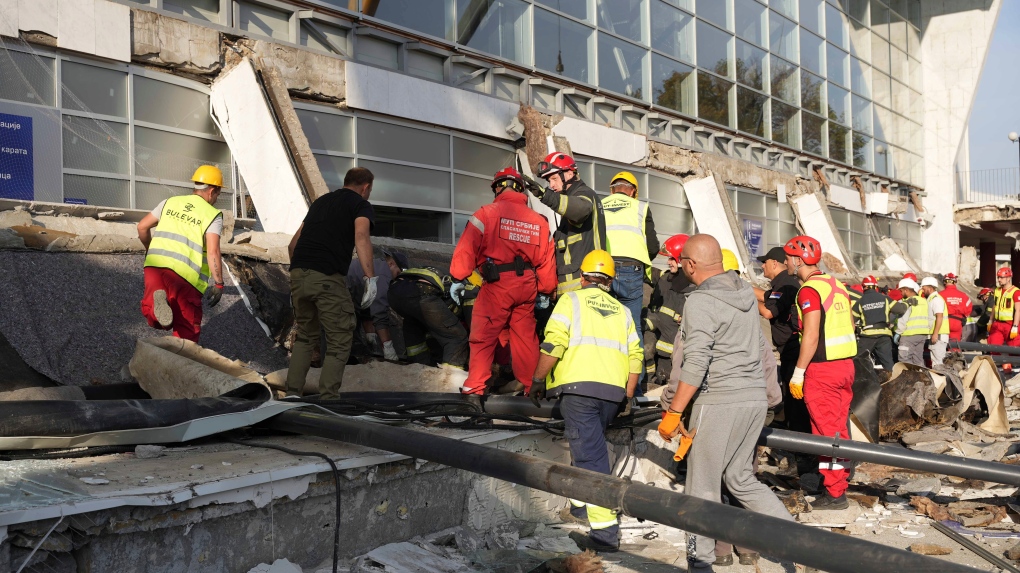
[928,292,950,336]
[547,289,637,395]
[143,195,220,293]
[601,194,652,279]
[995,286,1019,323]
[399,268,445,292]
[797,273,857,361]
[901,295,930,336]
[655,338,674,354]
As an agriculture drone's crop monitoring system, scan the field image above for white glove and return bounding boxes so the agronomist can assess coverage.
[789,367,806,400]
[382,340,398,361]
[450,282,466,305]
[536,294,551,310]
[361,276,378,309]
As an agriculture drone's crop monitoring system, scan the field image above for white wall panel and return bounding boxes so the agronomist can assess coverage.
[683,176,745,272]
[57,0,96,55]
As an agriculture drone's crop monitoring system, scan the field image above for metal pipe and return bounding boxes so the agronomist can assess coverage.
[265,410,982,573]
[950,341,1020,355]
[759,428,1020,487]
[932,521,1020,573]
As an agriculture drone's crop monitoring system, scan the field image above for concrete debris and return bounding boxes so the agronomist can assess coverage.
[895,478,942,498]
[454,527,484,554]
[266,362,469,396]
[777,490,811,515]
[248,559,303,573]
[909,543,954,555]
[484,522,520,551]
[79,477,110,485]
[134,445,166,459]
[0,386,84,401]
[901,426,963,446]
[798,501,863,527]
[129,336,268,399]
[361,541,468,573]
[132,9,222,76]
[0,227,26,249]
[910,497,1008,527]
[1005,541,1020,561]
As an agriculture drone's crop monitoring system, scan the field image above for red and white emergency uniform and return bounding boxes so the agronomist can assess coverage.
[988,285,1020,348]
[451,191,557,394]
[940,283,972,342]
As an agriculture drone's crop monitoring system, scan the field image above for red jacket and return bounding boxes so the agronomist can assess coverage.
[451,191,557,294]
[940,284,973,319]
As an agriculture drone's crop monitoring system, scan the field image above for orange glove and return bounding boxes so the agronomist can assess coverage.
[673,435,695,461]
[658,411,683,441]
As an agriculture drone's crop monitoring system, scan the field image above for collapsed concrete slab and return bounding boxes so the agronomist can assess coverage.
[683,176,745,273]
[265,362,468,396]
[129,336,267,400]
[789,191,854,277]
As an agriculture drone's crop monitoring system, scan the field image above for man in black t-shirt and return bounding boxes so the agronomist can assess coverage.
[753,246,809,433]
[286,167,377,399]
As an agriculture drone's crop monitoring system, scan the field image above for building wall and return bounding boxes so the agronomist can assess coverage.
[919,0,1001,273]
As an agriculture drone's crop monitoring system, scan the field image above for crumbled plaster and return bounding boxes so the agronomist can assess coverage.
[954,202,1020,228]
[518,105,552,175]
[959,246,979,286]
[131,9,222,77]
[228,38,345,104]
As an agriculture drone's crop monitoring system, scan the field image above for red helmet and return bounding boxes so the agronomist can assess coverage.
[945,272,957,282]
[998,267,1013,278]
[783,235,822,265]
[536,152,576,179]
[659,234,690,262]
[903,272,918,281]
[979,287,994,297]
[862,275,878,287]
[491,167,524,193]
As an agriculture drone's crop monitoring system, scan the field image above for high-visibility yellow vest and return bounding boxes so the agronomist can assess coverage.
[542,286,642,401]
[601,193,652,280]
[928,292,950,336]
[796,273,857,361]
[901,295,930,336]
[994,286,1019,323]
[144,195,221,293]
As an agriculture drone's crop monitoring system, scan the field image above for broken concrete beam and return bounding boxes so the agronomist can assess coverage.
[240,39,345,103]
[265,362,468,396]
[128,336,267,399]
[131,9,221,76]
[0,386,86,401]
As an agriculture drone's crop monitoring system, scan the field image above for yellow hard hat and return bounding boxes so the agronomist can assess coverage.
[192,165,224,188]
[721,249,740,272]
[610,171,638,192]
[580,249,615,278]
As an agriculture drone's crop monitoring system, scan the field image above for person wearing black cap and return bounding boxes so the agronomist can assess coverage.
[752,246,809,433]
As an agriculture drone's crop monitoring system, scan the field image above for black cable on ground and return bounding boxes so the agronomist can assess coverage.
[226,438,341,573]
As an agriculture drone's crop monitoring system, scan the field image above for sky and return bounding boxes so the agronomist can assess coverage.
[967,0,1020,173]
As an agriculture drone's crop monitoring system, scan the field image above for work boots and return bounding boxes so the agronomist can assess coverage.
[152,290,173,328]
[811,492,849,510]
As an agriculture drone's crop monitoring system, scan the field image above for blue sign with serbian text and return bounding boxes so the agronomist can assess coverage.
[743,217,765,258]
[0,113,34,200]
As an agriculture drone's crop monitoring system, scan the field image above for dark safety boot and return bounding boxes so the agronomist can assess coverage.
[713,554,733,566]
[811,493,849,510]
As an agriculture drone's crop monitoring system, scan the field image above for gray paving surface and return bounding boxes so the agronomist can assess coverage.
[0,251,287,386]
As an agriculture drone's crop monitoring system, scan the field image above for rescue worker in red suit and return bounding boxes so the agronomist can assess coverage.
[988,267,1020,348]
[450,168,557,395]
[886,272,916,302]
[785,236,857,510]
[940,273,972,342]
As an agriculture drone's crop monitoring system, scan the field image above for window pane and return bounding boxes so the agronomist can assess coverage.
[453,137,514,175]
[735,0,766,46]
[314,154,355,191]
[873,104,891,141]
[407,50,444,81]
[300,21,349,55]
[535,9,593,83]
[771,55,799,104]
[849,18,870,61]
[736,40,766,90]
[63,116,129,174]
[871,0,889,38]
[801,70,824,114]
[454,173,493,212]
[827,83,848,124]
[825,3,847,49]
[164,0,219,22]
[872,72,890,108]
[772,99,799,147]
[535,0,589,21]
[365,0,449,39]
[297,109,353,153]
[374,206,451,244]
[238,1,290,41]
[873,139,889,175]
[356,36,399,69]
[802,112,824,154]
[890,46,907,81]
[736,88,767,137]
[771,0,798,22]
[889,8,907,51]
[850,57,870,97]
[136,182,191,211]
[652,54,695,114]
[597,0,645,43]
[852,133,872,170]
[699,0,731,30]
[871,33,889,73]
[647,174,686,205]
[652,2,694,63]
[800,30,824,75]
[828,122,849,162]
[698,21,732,78]
[800,0,823,34]
[133,76,217,135]
[651,203,695,235]
[851,94,871,134]
[892,78,908,116]
[63,174,129,208]
[0,50,54,106]
[907,23,919,56]
[134,126,230,184]
[598,34,646,99]
[738,190,766,216]
[769,12,799,63]
[847,0,868,23]
[361,160,451,209]
[357,119,450,167]
[826,45,848,86]
[457,0,529,63]
[62,62,127,118]
[698,73,733,126]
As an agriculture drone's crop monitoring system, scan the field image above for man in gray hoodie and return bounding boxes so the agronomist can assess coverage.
[658,235,793,569]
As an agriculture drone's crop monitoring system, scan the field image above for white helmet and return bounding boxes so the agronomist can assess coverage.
[920,276,939,289]
[898,278,920,291]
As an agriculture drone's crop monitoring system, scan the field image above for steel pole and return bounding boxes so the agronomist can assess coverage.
[265,410,982,573]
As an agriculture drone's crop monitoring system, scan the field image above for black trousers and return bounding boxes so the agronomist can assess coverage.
[779,340,811,434]
[389,280,469,368]
[858,334,894,371]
